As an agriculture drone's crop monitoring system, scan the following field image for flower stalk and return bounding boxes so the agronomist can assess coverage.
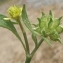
[17,18,30,55]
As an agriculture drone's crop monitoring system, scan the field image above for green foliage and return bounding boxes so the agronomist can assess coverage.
[22,4,34,34]
[0,14,21,42]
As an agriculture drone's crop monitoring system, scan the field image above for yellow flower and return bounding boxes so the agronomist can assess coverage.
[7,5,22,20]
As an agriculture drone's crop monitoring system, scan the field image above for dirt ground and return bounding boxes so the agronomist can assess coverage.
[0,1,63,63]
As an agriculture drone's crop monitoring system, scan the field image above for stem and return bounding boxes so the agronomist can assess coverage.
[25,55,31,63]
[17,34,26,52]
[31,38,44,58]
[25,38,44,63]
[17,19,30,54]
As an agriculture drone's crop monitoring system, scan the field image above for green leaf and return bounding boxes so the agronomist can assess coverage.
[22,4,34,33]
[32,34,37,46]
[0,14,22,42]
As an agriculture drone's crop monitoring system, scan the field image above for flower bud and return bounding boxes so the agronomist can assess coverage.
[7,5,22,20]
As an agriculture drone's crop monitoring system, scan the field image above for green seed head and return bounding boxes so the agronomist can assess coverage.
[33,10,63,42]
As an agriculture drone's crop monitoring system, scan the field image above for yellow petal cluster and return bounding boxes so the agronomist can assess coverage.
[7,5,22,20]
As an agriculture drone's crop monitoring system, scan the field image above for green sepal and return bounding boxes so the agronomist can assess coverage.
[33,26,41,34]
[49,10,54,18]
[50,30,61,43]
[56,25,63,34]
[57,38,62,43]
[50,33,58,41]
[37,18,41,26]
[49,18,60,29]
[41,28,48,37]
[39,16,47,29]
[37,18,41,22]
[42,36,52,46]
[42,12,45,16]
[48,18,53,28]
[32,24,38,27]
[58,16,62,21]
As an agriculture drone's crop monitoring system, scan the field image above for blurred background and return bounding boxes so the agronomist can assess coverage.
[0,0,63,63]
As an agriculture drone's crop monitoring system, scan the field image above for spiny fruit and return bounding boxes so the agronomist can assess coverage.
[33,10,63,43]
